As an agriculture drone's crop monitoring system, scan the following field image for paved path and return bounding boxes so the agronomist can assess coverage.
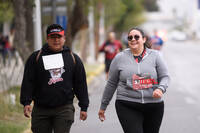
[71,73,123,133]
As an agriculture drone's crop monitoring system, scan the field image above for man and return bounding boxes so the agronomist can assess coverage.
[99,32,122,79]
[20,24,89,133]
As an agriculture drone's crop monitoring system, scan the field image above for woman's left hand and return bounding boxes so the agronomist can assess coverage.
[153,89,163,98]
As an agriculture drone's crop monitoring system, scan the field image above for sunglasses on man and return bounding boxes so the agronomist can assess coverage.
[127,35,140,41]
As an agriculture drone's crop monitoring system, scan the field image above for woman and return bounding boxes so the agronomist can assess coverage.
[98,27,170,133]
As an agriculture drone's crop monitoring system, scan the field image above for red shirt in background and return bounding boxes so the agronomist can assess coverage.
[99,40,122,60]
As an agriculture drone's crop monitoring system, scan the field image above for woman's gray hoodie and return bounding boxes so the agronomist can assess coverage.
[100,48,170,110]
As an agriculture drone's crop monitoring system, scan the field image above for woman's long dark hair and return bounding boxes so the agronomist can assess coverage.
[128,27,152,49]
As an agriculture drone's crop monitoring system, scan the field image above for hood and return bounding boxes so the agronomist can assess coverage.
[123,48,153,55]
[42,43,70,54]
[122,48,155,61]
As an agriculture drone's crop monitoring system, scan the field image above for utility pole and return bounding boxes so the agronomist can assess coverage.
[88,6,95,63]
[33,0,42,50]
[52,0,57,23]
[99,5,105,46]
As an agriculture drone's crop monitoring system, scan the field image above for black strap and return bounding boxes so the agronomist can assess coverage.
[36,49,76,64]
[36,49,42,62]
[70,51,76,64]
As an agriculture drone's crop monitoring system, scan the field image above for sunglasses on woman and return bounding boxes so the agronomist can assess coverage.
[127,35,140,41]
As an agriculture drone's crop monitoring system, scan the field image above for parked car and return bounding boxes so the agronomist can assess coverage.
[168,30,187,41]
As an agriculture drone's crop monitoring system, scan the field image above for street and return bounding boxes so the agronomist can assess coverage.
[71,40,200,133]
[161,40,200,133]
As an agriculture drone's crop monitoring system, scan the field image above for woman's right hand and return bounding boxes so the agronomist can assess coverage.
[98,109,105,122]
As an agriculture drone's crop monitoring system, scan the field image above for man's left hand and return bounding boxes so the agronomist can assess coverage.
[80,111,87,121]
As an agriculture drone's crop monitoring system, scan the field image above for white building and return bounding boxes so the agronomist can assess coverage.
[158,0,200,38]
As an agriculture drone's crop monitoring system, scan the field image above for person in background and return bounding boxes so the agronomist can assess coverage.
[99,32,122,79]
[4,36,12,65]
[0,33,4,63]
[0,35,11,66]
[98,27,170,133]
[20,24,89,133]
[151,30,164,51]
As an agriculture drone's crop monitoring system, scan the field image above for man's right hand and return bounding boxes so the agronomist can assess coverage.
[24,105,32,118]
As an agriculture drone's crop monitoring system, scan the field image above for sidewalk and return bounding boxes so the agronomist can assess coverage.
[86,63,104,86]
[71,73,123,133]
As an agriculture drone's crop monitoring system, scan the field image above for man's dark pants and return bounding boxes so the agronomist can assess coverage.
[31,104,75,133]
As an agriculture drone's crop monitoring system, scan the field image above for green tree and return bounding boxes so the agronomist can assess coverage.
[66,0,89,48]
[102,0,127,30]
[114,0,145,32]
[24,0,34,51]
[0,0,34,63]
[13,0,30,63]
[142,0,159,12]
[89,0,146,59]
[92,0,145,32]
[0,0,14,23]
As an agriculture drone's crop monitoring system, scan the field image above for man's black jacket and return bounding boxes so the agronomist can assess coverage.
[20,44,89,111]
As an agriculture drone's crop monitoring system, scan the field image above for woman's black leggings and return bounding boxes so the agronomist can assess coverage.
[115,100,164,133]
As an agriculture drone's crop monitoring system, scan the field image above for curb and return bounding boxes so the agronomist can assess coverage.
[86,63,104,85]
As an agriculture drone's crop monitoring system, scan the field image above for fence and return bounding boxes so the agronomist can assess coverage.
[0,51,24,92]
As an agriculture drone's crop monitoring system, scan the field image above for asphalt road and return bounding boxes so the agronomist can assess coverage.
[71,40,200,133]
[160,40,200,133]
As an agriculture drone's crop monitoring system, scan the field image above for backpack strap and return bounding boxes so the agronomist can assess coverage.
[36,49,42,62]
[36,49,76,65]
[70,51,76,64]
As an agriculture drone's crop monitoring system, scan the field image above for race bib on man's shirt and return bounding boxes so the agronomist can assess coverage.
[42,54,64,70]
[42,54,65,85]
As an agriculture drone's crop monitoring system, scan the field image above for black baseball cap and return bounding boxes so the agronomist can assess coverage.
[46,24,64,36]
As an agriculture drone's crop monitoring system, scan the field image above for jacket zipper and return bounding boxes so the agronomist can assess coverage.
[137,62,144,103]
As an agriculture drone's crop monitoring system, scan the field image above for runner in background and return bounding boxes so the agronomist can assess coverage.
[99,32,122,79]
[151,30,164,51]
